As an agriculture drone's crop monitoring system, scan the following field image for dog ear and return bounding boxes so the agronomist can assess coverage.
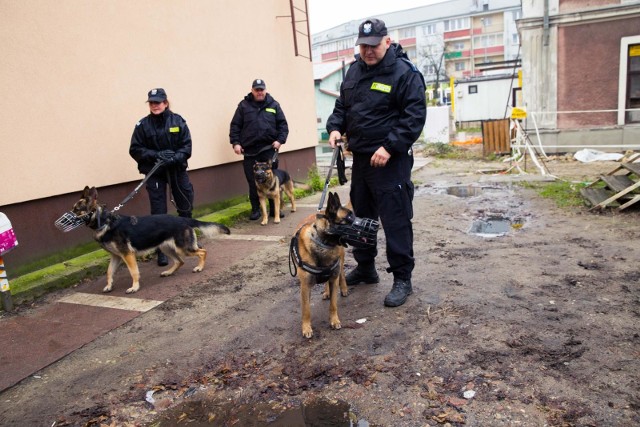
[86,187,98,204]
[327,192,340,215]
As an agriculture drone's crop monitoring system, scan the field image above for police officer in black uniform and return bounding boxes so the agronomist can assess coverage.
[129,88,195,266]
[229,79,289,220]
[326,18,427,307]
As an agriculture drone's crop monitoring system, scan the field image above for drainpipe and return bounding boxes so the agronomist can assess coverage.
[543,0,550,46]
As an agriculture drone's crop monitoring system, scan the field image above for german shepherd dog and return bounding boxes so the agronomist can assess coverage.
[289,192,350,338]
[68,186,230,294]
[253,160,296,226]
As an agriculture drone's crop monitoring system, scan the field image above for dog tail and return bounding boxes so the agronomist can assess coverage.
[192,220,231,238]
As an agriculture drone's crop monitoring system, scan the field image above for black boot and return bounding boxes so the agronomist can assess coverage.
[249,208,261,220]
[384,279,413,307]
[345,265,379,286]
[156,249,168,267]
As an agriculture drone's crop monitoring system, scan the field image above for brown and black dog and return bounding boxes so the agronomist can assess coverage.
[65,186,230,294]
[253,160,296,225]
[289,192,350,338]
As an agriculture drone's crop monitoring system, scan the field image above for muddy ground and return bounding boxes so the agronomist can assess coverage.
[1,150,640,426]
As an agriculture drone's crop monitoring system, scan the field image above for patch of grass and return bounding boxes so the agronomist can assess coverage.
[306,164,339,191]
[422,143,483,160]
[521,180,590,208]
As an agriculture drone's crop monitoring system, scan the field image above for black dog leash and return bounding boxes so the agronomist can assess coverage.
[111,159,165,213]
[318,145,342,211]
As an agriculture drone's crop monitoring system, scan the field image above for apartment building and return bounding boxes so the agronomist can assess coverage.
[311,0,522,84]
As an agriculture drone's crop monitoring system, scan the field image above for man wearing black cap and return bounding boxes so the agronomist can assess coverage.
[129,88,195,266]
[229,79,289,220]
[326,18,427,307]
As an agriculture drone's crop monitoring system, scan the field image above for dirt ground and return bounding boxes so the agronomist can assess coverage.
[1,149,640,427]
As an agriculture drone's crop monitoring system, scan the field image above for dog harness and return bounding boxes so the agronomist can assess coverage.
[289,229,340,284]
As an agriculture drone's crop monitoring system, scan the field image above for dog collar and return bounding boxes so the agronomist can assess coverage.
[289,231,340,282]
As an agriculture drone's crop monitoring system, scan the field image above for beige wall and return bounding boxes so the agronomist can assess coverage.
[0,0,316,205]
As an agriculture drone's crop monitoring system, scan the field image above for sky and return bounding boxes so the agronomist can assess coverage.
[307,0,450,34]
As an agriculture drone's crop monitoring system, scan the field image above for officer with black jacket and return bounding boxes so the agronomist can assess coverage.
[229,79,289,220]
[326,18,427,307]
[129,88,194,266]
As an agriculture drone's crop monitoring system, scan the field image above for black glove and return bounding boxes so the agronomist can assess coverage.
[173,152,186,165]
[156,150,175,163]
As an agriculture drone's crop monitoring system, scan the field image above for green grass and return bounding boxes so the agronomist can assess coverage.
[421,143,485,161]
[521,180,591,208]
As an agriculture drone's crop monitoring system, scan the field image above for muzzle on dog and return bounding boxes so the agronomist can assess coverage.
[322,213,380,248]
[54,211,89,232]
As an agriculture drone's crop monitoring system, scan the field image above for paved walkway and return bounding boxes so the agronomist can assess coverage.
[0,156,431,393]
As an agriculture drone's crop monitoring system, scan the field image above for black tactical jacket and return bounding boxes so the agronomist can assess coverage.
[129,109,192,174]
[326,43,427,155]
[229,93,289,156]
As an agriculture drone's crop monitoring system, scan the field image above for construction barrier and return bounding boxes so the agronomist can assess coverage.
[481,119,511,156]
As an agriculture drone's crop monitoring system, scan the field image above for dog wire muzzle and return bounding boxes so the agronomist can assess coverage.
[325,214,380,249]
[54,211,92,232]
[289,231,340,283]
[54,159,166,232]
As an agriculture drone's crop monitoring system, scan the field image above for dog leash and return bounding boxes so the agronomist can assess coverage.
[111,159,165,212]
[317,144,343,211]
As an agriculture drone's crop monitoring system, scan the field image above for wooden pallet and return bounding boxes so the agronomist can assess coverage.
[582,154,640,210]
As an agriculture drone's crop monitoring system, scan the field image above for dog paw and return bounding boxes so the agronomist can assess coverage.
[125,286,139,294]
[322,291,330,300]
[330,320,342,330]
[192,266,203,273]
[260,221,268,226]
[160,270,173,277]
[302,326,314,339]
[340,289,349,297]
[102,285,113,293]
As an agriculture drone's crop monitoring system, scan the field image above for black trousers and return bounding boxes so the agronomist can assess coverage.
[145,169,194,218]
[242,148,279,211]
[349,150,415,281]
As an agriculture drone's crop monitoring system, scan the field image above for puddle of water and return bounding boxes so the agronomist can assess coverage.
[149,398,369,426]
[469,215,524,237]
[446,185,483,197]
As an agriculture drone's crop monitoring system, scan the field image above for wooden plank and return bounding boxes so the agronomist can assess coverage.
[618,194,640,211]
[621,162,640,176]
[589,180,640,210]
[580,187,618,208]
[599,175,637,193]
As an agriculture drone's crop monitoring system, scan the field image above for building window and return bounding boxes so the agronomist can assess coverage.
[422,24,436,35]
[455,62,466,71]
[618,36,640,124]
[512,10,522,20]
[474,33,501,48]
[481,17,492,27]
[469,85,478,94]
[512,33,519,45]
[405,46,417,60]
[626,44,640,123]
[400,27,415,38]
[444,17,470,32]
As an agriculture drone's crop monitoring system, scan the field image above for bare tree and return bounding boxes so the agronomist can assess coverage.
[418,34,450,103]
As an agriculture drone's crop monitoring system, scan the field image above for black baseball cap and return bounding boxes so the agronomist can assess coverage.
[147,88,167,102]
[356,18,388,46]
[252,79,266,90]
